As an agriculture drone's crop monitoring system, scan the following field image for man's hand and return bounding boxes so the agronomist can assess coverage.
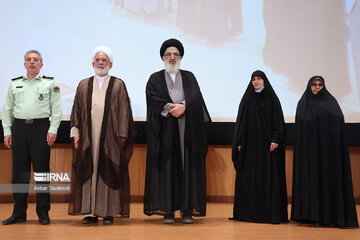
[270,142,279,152]
[4,135,12,149]
[116,136,126,148]
[74,137,79,150]
[47,133,57,147]
[169,104,185,118]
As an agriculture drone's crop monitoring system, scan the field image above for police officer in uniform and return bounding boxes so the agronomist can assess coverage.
[2,50,62,225]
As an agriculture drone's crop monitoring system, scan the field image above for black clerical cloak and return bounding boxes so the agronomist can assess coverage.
[291,76,358,228]
[231,70,288,224]
[144,69,211,216]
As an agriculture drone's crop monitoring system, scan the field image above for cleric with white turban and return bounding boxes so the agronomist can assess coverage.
[92,46,113,63]
[69,46,135,225]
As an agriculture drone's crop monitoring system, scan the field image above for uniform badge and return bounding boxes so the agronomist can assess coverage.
[53,86,60,93]
[39,94,43,101]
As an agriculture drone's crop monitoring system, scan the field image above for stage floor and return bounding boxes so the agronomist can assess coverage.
[0,203,359,240]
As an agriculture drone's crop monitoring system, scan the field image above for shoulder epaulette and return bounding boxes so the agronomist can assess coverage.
[42,75,54,80]
[11,76,23,81]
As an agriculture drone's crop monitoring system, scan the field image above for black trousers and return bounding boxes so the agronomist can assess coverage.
[11,118,50,218]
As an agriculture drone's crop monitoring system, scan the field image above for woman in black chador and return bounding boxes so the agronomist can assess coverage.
[230,70,288,224]
[291,76,358,228]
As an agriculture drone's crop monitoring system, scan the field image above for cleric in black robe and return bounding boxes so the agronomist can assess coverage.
[144,38,211,224]
[291,76,358,228]
[230,70,288,224]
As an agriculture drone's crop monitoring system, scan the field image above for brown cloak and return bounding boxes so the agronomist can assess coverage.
[68,76,135,217]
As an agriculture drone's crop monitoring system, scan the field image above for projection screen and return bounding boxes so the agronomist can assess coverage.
[0,0,359,122]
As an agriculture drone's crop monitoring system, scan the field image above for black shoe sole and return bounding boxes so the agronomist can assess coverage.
[81,217,98,224]
[2,218,26,225]
[39,219,50,225]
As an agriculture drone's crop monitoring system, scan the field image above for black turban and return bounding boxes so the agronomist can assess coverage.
[160,38,184,59]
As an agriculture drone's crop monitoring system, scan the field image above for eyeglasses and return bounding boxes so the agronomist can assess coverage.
[163,52,180,58]
[311,83,323,87]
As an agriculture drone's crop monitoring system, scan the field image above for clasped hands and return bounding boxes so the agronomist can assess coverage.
[169,104,185,118]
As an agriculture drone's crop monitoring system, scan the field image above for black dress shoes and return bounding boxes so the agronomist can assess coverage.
[81,216,98,224]
[2,215,26,225]
[181,212,194,224]
[163,213,175,224]
[39,216,50,225]
[103,217,113,225]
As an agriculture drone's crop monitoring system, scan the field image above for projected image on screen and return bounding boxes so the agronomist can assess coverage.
[0,0,359,122]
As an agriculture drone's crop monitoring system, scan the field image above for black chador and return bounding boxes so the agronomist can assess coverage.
[291,76,358,228]
[230,70,288,224]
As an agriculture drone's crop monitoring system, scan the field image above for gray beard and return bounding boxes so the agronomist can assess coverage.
[164,61,180,74]
[94,65,110,76]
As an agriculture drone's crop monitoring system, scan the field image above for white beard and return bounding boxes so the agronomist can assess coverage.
[164,60,180,74]
[94,65,110,76]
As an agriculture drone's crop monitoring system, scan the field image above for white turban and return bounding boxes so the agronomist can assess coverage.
[92,46,113,63]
